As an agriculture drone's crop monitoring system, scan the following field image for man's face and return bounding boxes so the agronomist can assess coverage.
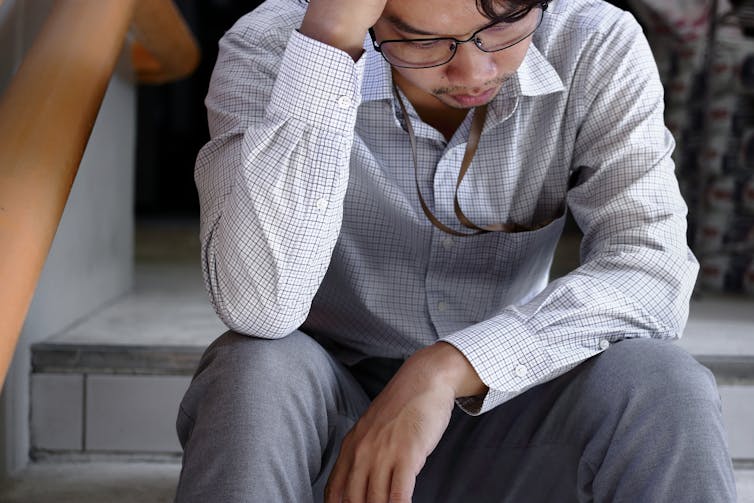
[374,0,535,110]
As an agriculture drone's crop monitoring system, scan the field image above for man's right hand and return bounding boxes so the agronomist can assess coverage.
[299,0,388,60]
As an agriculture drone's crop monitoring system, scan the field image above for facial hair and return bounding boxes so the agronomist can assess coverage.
[431,71,514,96]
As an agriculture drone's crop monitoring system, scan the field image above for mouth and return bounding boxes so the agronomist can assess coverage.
[447,87,497,107]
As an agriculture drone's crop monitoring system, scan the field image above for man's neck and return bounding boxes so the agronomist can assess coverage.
[393,71,468,141]
[414,106,469,141]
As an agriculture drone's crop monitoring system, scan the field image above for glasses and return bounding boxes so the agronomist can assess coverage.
[369,2,548,69]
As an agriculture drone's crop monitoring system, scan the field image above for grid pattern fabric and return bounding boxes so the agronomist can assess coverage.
[195,0,699,414]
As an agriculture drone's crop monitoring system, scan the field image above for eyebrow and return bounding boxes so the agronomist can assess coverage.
[386,15,439,36]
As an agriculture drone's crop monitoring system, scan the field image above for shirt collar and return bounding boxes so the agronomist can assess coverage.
[486,41,564,123]
[361,37,394,103]
[506,42,565,98]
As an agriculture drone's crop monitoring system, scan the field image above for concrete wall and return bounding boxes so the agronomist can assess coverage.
[0,0,136,477]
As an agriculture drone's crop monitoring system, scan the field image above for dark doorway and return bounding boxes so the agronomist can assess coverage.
[135,0,262,217]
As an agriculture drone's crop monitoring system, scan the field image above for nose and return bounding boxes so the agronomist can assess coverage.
[445,41,497,89]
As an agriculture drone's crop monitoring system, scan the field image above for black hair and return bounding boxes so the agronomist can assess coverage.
[298,1,546,22]
[477,0,544,20]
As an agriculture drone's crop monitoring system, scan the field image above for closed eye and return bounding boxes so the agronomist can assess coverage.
[409,39,445,49]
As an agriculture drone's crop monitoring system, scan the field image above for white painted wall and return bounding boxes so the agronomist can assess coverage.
[0,0,135,477]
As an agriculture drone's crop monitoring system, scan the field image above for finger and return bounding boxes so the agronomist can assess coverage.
[325,467,345,503]
[325,441,353,503]
[365,461,392,503]
[388,464,417,503]
[342,460,370,503]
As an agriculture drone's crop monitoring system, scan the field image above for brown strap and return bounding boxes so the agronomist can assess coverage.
[452,106,520,233]
[396,90,482,237]
[397,89,518,236]
[396,88,556,236]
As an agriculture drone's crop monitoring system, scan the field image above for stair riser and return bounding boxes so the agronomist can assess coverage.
[31,373,189,457]
[29,369,754,461]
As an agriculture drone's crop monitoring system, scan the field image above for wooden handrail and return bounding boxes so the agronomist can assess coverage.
[131,1,200,84]
[0,0,200,390]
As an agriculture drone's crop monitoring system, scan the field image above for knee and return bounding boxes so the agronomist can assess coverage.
[586,338,720,412]
[192,330,327,399]
[183,332,332,418]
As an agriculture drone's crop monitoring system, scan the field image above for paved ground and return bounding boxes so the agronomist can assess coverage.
[0,462,181,503]
[0,462,752,502]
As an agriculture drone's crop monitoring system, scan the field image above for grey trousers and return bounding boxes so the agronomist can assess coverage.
[174,331,737,502]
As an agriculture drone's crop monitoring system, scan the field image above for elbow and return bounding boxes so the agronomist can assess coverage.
[200,223,318,339]
[657,249,699,341]
[211,291,309,339]
[201,229,308,339]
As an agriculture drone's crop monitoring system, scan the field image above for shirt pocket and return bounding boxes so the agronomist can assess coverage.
[490,207,568,310]
[443,207,567,325]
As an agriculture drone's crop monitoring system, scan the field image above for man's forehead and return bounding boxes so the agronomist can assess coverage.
[382,0,524,36]
[383,0,524,23]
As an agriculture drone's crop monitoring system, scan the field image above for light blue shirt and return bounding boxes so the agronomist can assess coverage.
[196,0,699,414]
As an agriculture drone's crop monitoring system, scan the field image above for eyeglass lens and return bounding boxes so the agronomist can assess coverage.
[379,6,544,68]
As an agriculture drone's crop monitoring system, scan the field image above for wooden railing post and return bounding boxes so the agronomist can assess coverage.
[131,0,201,84]
[0,0,199,391]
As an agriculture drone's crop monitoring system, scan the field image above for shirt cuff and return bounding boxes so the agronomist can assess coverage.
[267,30,366,134]
[439,311,550,415]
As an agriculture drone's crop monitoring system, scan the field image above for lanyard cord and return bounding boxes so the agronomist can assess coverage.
[395,88,521,237]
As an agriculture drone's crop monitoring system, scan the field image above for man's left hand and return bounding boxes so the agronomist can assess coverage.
[324,342,487,503]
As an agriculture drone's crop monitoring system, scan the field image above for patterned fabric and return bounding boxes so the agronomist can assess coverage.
[196,0,699,414]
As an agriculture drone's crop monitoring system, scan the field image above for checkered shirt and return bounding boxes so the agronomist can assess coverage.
[195,0,699,414]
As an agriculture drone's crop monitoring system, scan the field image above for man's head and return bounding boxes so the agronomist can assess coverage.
[372,0,547,111]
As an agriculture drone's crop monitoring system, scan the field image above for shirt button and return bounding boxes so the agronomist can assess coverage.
[515,364,528,378]
[437,301,448,313]
[599,339,610,350]
[315,198,328,212]
[442,237,454,250]
[337,96,352,109]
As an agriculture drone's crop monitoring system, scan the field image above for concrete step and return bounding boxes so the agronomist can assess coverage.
[676,294,754,462]
[29,220,221,460]
[29,264,221,459]
[28,292,754,463]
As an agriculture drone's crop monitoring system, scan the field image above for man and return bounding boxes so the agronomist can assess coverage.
[175,0,737,501]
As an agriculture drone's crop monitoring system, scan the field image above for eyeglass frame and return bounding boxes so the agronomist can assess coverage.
[368,1,549,69]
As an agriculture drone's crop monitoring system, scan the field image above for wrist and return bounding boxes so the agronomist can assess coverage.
[422,342,488,399]
[299,11,367,60]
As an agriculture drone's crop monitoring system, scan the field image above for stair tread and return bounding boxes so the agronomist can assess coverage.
[679,295,754,356]
[0,462,180,503]
[33,290,754,378]
[33,221,754,375]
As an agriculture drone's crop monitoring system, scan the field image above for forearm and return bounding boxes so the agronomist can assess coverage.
[198,28,364,336]
[204,136,350,336]
[439,225,698,415]
[299,0,386,60]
